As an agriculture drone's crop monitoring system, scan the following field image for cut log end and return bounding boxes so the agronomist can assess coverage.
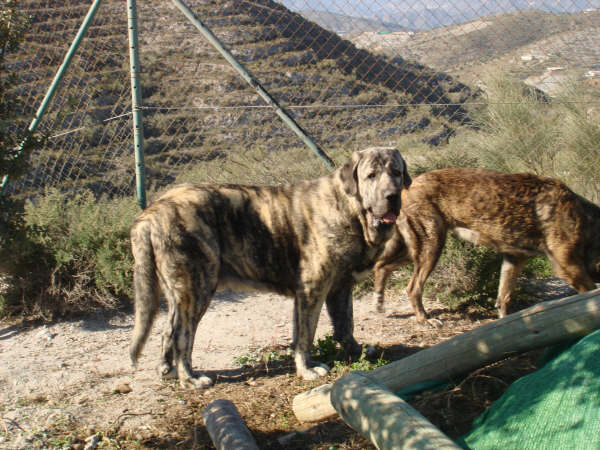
[202,399,259,450]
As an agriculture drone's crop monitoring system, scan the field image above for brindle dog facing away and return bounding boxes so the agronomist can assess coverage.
[130,147,411,388]
[373,168,600,325]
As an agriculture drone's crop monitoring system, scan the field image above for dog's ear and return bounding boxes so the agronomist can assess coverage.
[402,156,412,188]
[339,151,361,196]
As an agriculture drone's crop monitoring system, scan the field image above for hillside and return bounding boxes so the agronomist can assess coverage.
[6,0,478,198]
[348,9,600,90]
[313,0,600,30]
[297,10,409,34]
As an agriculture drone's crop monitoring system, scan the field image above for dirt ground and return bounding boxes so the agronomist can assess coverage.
[0,279,572,449]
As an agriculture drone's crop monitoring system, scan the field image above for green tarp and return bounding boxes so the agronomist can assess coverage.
[459,329,600,449]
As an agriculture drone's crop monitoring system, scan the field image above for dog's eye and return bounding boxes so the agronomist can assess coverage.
[367,172,377,180]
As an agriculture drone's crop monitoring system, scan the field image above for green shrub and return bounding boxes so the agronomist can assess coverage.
[419,234,502,310]
[449,75,600,201]
[552,84,600,202]
[332,352,389,376]
[0,212,49,319]
[466,77,560,175]
[406,139,480,176]
[523,256,553,279]
[313,333,343,362]
[313,334,389,374]
[5,189,139,318]
[232,347,290,368]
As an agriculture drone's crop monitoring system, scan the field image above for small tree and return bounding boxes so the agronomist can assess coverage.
[0,1,42,317]
[0,0,35,178]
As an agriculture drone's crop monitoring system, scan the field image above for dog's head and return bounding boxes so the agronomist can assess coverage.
[339,146,411,239]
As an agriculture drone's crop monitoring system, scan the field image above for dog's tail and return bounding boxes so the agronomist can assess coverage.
[129,217,161,368]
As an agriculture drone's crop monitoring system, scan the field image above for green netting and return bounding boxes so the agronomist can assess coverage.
[459,329,600,450]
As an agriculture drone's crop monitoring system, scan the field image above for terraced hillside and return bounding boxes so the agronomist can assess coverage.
[7,0,478,198]
[349,9,600,89]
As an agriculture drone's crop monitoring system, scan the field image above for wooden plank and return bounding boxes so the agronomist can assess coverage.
[202,399,259,450]
[293,289,600,423]
[331,371,461,449]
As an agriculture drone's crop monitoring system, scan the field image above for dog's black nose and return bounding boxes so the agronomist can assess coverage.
[386,193,399,204]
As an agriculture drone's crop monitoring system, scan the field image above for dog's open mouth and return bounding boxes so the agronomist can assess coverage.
[371,211,397,228]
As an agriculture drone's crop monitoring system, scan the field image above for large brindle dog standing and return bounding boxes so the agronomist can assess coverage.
[374,168,600,324]
[130,147,411,388]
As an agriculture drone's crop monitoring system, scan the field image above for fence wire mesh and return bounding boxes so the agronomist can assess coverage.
[5,0,600,201]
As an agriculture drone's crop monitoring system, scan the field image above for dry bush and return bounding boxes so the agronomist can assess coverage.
[2,189,139,319]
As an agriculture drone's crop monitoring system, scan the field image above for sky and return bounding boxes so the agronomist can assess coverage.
[280,0,600,30]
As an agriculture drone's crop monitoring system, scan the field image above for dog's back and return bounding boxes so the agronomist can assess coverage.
[402,168,589,256]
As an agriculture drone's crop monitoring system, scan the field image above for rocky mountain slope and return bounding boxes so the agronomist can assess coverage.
[296,10,409,34]
[348,9,600,90]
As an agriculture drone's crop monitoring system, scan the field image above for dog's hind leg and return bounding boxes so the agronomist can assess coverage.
[496,255,529,318]
[293,289,329,380]
[547,247,597,295]
[157,243,218,389]
[160,281,215,389]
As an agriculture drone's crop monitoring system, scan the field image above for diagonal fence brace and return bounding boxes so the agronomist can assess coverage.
[171,0,335,170]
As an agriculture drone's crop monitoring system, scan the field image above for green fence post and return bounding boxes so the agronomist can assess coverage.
[171,0,335,170]
[0,0,104,193]
[127,0,146,209]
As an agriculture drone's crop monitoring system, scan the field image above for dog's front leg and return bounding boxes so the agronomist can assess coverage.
[373,264,391,313]
[326,286,375,359]
[293,291,329,380]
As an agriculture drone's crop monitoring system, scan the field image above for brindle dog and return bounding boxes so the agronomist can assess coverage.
[130,147,411,388]
[373,168,600,324]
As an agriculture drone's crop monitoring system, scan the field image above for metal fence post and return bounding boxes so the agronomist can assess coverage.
[171,0,335,170]
[0,0,104,193]
[127,0,147,209]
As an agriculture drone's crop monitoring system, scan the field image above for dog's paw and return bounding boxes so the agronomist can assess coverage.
[427,318,443,328]
[299,364,329,380]
[372,293,386,313]
[179,375,213,389]
[158,363,177,379]
[343,340,364,358]
[362,344,377,359]
[415,317,443,329]
[312,364,329,377]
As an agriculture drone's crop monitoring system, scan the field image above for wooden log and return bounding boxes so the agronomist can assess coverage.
[202,399,259,450]
[293,289,600,423]
[331,371,461,449]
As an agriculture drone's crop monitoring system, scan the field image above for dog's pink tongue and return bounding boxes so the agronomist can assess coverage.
[383,212,397,224]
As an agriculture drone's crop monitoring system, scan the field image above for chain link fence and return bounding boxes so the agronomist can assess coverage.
[5,0,600,202]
